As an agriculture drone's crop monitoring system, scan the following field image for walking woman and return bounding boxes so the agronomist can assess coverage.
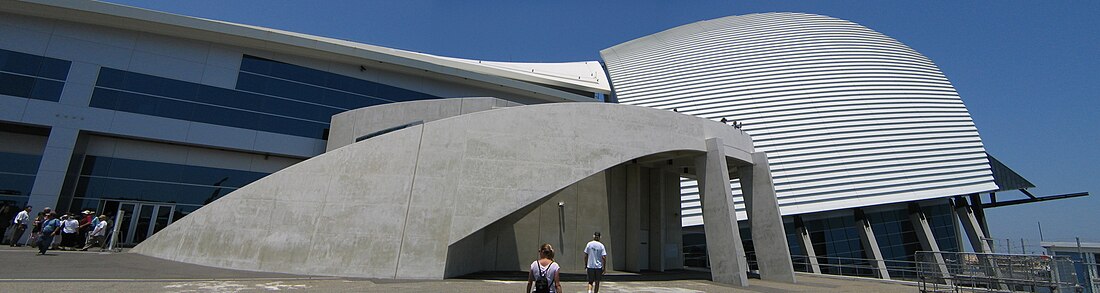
[526,243,561,293]
[27,212,43,247]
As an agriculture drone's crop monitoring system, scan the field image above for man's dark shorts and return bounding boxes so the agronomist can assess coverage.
[586,268,603,283]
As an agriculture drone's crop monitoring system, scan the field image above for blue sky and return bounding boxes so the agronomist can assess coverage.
[106,1,1098,253]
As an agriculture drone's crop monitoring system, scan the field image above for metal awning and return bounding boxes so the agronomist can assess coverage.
[981,153,1088,208]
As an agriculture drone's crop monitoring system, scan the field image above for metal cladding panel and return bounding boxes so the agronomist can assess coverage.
[601,13,998,224]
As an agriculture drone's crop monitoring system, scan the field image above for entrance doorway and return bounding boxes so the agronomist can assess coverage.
[100,200,175,247]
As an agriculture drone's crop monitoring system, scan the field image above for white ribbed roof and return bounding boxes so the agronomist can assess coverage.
[602,13,998,224]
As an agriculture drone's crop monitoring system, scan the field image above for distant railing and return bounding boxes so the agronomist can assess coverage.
[693,249,1091,292]
[914,251,1082,293]
[739,251,1087,292]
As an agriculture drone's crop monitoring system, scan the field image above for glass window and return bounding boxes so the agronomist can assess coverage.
[30,79,65,102]
[0,50,43,76]
[194,86,258,110]
[111,89,158,115]
[238,55,440,108]
[37,58,71,80]
[0,152,42,174]
[95,68,127,88]
[190,103,260,130]
[75,156,269,206]
[0,49,70,80]
[0,72,36,98]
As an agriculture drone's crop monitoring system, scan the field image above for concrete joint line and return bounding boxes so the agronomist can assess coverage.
[394,124,427,278]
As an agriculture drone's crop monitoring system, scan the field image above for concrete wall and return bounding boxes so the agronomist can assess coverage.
[327,97,522,151]
[444,171,612,277]
[134,101,755,279]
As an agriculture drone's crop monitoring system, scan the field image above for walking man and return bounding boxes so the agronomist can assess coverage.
[36,213,60,255]
[10,206,30,246]
[583,232,607,293]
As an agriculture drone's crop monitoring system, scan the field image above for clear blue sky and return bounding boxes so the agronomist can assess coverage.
[106,1,1098,253]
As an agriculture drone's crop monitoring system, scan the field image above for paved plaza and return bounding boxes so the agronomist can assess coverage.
[0,246,917,292]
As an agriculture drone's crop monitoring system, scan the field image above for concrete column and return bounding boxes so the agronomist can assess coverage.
[968,194,994,246]
[647,168,665,271]
[694,137,748,286]
[954,198,1009,290]
[794,216,822,274]
[908,203,953,286]
[737,152,795,283]
[26,128,79,211]
[955,199,994,254]
[661,170,683,270]
[854,209,891,279]
[624,164,643,272]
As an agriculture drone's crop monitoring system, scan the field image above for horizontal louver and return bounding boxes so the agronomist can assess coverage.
[601,13,997,225]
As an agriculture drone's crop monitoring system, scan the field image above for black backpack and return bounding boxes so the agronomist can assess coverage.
[534,261,554,293]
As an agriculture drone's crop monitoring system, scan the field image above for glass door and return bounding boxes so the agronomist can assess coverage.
[151,204,174,236]
[131,204,155,243]
[105,201,176,247]
[117,202,137,245]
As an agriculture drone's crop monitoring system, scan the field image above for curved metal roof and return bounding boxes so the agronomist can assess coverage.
[603,13,998,221]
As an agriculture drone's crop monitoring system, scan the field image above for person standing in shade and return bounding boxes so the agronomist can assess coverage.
[60,214,80,250]
[36,213,60,255]
[526,243,561,293]
[10,206,31,246]
[27,212,43,248]
[584,232,607,293]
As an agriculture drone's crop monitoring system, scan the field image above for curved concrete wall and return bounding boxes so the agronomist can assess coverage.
[601,13,998,222]
[326,97,522,151]
[133,102,754,279]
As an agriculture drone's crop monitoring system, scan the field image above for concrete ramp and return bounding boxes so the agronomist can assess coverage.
[133,102,756,280]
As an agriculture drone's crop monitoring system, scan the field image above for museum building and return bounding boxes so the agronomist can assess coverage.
[0,0,1066,281]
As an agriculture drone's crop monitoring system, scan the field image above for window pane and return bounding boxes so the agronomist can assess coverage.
[0,49,43,76]
[30,79,64,102]
[0,72,35,98]
[37,58,71,80]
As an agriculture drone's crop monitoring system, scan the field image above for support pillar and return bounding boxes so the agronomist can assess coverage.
[954,198,1008,290]
[624,164,643,272]
[737,152,796,283]
[854,209,891,280]
[695,137,748,286]
[649,168,682,271]
[22,127,80,244]
[968,192,994,250]
[794,216,821,274]
[908,203,953,286]
[955,198,993,254]
[661,170,683,270]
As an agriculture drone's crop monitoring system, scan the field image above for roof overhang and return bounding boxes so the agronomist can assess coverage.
[1,0,609,102]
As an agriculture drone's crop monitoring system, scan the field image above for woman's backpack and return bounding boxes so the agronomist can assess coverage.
[534,261,554,293]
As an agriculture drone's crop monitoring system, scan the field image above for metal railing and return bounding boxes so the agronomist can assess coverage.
[699,250,1090,292]
[763,252,1085,292]
[914,251,1082,293]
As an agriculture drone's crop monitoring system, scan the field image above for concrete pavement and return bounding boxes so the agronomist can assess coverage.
[0,246,919,292]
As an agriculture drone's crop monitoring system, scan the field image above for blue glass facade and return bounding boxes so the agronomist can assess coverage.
[238,55,439,106]
[805,214,875,276]
[88,55,440,139]
[0,48,70,102]
[71,155,269,209]
[0,152,42,208]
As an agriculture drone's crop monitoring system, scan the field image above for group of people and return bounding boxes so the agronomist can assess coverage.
[525,232,607,293]
[5,206,111,255]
